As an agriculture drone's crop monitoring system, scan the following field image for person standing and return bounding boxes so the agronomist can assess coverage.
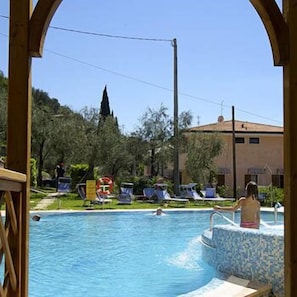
[56,162,65,191]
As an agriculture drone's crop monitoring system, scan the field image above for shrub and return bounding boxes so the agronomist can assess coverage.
[30,158,37,187]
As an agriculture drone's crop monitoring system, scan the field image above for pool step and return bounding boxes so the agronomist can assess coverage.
[178,275,273,297]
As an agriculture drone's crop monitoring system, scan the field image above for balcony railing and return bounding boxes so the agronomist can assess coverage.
[0,168,27,297]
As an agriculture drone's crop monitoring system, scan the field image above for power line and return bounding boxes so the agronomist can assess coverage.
[0,14,172,42]
[44,48,173,91]
[49,25,172,42]
[0,14,282,125]
[44,49,282,125]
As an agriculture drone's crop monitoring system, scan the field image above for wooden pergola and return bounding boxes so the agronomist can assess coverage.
[0,0,296,296]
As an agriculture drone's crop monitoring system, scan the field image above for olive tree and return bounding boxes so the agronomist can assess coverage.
[185,132,223,186]
[135,104,172,177]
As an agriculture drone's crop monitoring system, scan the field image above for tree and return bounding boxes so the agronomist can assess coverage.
[168,110,193,163]
[135,104,172,177]
[31,102,56,186]
[126,133,148,176]
[185,132,223,186]
[79,106,100,181]
[99,85,111,125]
[97,116,132,179]
[31,90,90,186]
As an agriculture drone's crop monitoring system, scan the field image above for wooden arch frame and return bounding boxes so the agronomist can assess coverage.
[29,0,63,57]
[5,0,297,296]
[250,0,289,66]
[5,1,62,296]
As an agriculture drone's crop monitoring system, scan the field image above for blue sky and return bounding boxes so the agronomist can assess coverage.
[0,0,283,133]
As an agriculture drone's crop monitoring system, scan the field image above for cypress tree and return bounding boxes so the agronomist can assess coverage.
[100,85,111,119]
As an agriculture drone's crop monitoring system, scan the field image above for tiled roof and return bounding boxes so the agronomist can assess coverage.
[188,120,283,133]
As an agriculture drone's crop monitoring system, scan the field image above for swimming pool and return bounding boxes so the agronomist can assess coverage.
[29,210,282,297]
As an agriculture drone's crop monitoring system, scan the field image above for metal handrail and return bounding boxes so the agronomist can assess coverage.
[274,202,283,223]
[209,211,239,231]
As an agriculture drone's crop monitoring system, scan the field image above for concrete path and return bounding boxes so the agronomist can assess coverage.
[33,192,66,210]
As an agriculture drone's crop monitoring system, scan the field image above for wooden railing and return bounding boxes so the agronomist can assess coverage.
[0,168,27,297]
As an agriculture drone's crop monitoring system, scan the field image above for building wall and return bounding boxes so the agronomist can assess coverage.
[216,132,283,195]
[179,125,283,196]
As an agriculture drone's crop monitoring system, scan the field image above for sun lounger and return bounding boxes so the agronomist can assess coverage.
[179,183,203,201]
[200,188,235,204]
[143,187,156,202]
[154,183,189,206]
[179,184,234,204]
[118,182,134,205]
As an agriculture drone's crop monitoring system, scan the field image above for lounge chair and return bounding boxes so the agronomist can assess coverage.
[118,182,134,205]
[200,187,235,204]
[179,183,203,201]
[205,187,217,198]
[57,177,72,193]
[154,183,189,206]
[77,183,112,207]
[143,187,156,202]
[180,184,235,204]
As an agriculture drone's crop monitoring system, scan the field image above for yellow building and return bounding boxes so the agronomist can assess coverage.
[180,118,283,195]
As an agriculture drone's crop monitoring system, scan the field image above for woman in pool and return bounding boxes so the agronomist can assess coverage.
[214,181,260,229]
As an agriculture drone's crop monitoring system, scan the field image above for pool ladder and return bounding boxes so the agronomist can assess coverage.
[274,202,282,223]
[210,208,282,231]
[209,211,238,231]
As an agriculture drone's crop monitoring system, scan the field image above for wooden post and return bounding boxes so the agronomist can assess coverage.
[7,1,32,296]
[6,1,62,295]
[283,1,297,296]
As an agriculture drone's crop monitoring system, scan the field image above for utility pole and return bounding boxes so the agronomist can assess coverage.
[232,106,237,199]
[172,38,179,195]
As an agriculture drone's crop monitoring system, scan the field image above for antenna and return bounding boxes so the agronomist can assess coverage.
[217,100,224,122]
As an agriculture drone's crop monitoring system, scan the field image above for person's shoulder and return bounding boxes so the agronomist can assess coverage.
[238,197,246,202]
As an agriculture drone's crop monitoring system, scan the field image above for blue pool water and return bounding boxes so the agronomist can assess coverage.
[29,210,282,297]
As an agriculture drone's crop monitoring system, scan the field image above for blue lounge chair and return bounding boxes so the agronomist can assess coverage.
[179,183,203,201]
[118,182,134,205]
[180,184,235,204]
[143,187,156,202]
[200,187,235,204]
[154,183,189,206]
[57,177,72,193]
[205,187,217,198]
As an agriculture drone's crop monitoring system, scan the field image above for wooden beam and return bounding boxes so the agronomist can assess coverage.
[0,168,26,183]
[7,1,32,296]
[29,0,63,57]
[283,1,297,295]
[250,0,289,65]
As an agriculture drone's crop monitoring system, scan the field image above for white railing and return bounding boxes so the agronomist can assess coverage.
[209,211,238,231]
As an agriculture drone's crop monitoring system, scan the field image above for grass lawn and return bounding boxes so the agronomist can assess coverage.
[30,188,234,211]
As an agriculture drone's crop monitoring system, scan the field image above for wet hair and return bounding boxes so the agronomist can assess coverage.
[32,215,41,221]
[245,181,258,199]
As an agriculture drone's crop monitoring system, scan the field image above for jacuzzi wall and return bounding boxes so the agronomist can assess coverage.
[201,225,284,296]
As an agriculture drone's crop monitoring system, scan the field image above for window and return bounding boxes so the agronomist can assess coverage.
[245,174,258,186]
[272,174,284,188]
[216,174,225,187]
[235,137,245,143]
[249,137,259,144]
